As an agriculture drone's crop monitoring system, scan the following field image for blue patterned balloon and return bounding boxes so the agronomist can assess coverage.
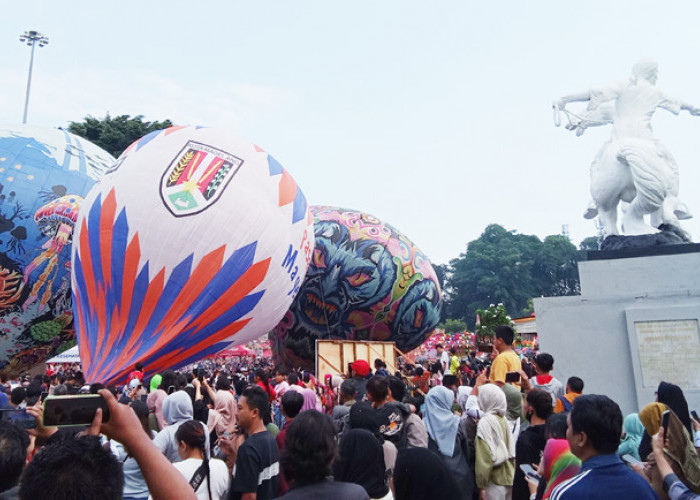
[0,124,113,374]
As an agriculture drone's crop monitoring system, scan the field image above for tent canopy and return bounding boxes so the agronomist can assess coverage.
[46,346,81,364]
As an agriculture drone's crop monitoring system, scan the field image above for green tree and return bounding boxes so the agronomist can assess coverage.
[579,236,601,251]
[439,318,468,333]
[446,224,581,327]
[68,114,173,157]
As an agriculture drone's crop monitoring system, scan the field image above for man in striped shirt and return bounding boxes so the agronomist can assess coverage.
[549,395,656,500]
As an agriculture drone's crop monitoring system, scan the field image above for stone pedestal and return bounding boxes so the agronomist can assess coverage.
[534,244,700,416]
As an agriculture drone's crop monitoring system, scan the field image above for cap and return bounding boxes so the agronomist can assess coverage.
[351,359,371,377]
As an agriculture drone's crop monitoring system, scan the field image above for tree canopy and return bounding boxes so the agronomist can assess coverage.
[68,114,173,158]
[444,224,584,327]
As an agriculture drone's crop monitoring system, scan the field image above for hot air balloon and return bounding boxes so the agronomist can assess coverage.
[271,206,442,370]
[0,124,113,375]
[72,126,313,384]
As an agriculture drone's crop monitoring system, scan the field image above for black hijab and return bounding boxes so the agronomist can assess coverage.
[333,429,388,499]
[393,447,459,500]
[349,401,384,442]
[657,381,692,434]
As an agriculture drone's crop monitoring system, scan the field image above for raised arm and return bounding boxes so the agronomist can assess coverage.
[97,389,196,500]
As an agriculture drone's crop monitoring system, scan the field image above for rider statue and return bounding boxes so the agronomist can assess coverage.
[554,58,700,237]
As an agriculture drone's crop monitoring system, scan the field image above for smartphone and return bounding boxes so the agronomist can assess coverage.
[167,385,175,395]
[0,408,37,429]
[661,410,670,435]
[505,371,521,383]
[43,395,110,427]
[40,391,49,402]
[691,410,698,421]
[519,464,540,480]
[621,454,642,466]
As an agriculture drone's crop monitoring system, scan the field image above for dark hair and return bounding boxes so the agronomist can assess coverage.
[449,347,457,354]
[175,421,211,499]
[442,375,458,388]
[281,391,304,419]
[135,362,144,371]
[89,383,104,395]
[275,367,288,377]
[494,325,514,345]
[349,401,382,440]
[570,394,622,454]
[366,376,389,403]
[25,383,42,406]
[176,373,187,390]
[280,410,338,485]
[159,370,177,392]
[255,369,274,400]
[386,376,406,402]
[129,400,151,438]
[567,376,584,393]
[374,358,384,369]
[545,413,569,439]
[0,421,30,491]
[534,353,554,372]
[414,366,424,377]
[340,379,357,398]
[241,386,269,419]
[526,389,553,420]
[215,376,231,392]
[19,436,123,500]
[435,343,443,349]
[10,387,25,406]
[287,372,299,385]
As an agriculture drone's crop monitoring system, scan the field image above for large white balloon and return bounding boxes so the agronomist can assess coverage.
[72,126,313,383]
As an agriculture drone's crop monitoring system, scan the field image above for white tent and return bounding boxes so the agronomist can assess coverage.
[46,345,80,364]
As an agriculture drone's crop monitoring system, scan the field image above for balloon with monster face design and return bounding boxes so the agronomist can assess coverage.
[271,206,442,370]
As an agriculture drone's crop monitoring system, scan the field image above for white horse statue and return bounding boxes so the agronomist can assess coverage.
[554,59,700,236]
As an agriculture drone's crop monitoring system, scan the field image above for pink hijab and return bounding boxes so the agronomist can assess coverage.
[207,390,238,435]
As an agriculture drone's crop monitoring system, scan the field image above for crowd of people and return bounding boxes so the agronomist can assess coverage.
[1,325,699,500]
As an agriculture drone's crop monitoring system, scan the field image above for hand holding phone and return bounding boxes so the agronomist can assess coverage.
[519,463,540,480]
[691,410,699,421]
[661,410,670,436]
[43,395,111,427]
[621,454,642,467]
[505,371,521,383]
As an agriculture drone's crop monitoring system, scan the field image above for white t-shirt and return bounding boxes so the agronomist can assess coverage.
[439,351,450,375]
[169,458,231,500]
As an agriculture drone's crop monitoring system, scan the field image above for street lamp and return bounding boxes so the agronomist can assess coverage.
[19,30,49,124]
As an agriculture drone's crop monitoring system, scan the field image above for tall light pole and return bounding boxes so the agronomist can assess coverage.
[19,30,49,124]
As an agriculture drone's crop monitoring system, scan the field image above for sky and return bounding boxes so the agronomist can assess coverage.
[2,1,700,265]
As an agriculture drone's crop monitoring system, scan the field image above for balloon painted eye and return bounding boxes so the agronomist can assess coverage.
[347,273,371,286]
[312,249,326,268]
[413,308,424,328]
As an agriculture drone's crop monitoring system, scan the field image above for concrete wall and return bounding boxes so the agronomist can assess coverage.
[534,249,700,417]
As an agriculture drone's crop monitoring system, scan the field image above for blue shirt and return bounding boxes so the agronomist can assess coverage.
[549,453,657,500]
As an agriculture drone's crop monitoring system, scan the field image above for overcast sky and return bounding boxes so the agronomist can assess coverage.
[3,1,700,265]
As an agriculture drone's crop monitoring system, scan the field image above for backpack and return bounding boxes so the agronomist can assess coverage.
[558,396,572,412]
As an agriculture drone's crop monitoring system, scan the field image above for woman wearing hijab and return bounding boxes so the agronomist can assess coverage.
[501,384,522,443]
[153,391,210,463]
[334,429,392,500]
[349,402,397,477]
[617,413,644,461]
[393,447,460,500]
[638,402,700,497]
[539,438,581,500]
[639,381,692,460]
[475,384,515,500]
[423,385,473,499]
